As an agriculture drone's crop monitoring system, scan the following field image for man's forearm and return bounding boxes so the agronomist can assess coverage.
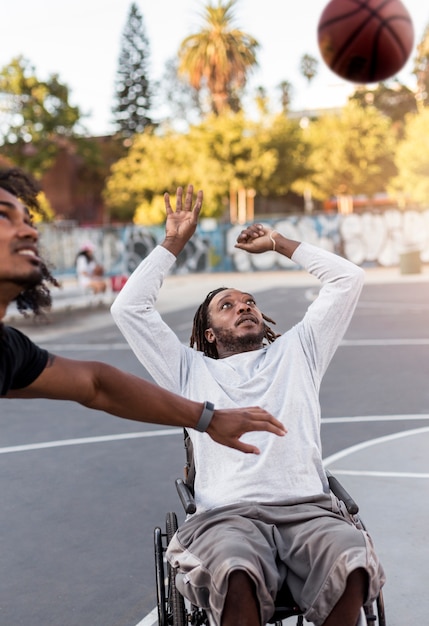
[160,236,187,258]
[85,362,204,427]
[271,232,301,259]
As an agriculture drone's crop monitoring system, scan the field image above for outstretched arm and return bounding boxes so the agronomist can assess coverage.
[6,354,285,454]
[161,185,203,257]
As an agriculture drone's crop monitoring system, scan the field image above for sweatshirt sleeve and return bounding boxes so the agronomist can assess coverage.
[291,242,365,378]
[110,245,186,394]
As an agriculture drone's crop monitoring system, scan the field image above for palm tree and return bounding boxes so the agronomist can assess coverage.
[278,80,293,114]
[178,0,259,115]
[300,53,318,84]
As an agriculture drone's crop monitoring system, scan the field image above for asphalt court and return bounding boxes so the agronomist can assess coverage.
[137,424,429,626]
[3,263,429,626]
[324,425,429,626]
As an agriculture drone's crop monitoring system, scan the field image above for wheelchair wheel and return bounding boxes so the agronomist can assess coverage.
[154,526,167,626]
[363,589,387,625]
[166,512,186,626]
[377,591,386,626]
[375,589,386,626]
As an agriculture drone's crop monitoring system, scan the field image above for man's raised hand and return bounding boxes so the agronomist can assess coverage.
[162,185,203,257]
[234,223,274,254]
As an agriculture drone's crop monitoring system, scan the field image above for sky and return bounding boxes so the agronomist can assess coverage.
[1,0,429,136]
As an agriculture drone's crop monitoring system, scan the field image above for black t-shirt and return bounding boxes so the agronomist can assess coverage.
[0,326,49,395]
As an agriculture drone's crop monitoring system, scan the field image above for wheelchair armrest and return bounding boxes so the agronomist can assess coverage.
[326,470,359,515]
[175,478,197,514]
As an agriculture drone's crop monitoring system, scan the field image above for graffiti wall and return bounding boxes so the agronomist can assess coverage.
[38,209,429,278]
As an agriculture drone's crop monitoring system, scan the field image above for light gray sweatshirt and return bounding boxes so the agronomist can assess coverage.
[111,242,365,514]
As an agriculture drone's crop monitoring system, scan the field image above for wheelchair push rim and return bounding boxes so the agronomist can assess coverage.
[154,512,187,626]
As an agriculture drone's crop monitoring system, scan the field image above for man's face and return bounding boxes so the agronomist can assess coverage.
[0,187,42,291]
[205,289,265,357]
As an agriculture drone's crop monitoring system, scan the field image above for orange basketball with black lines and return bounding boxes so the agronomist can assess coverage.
[317,0,414,83]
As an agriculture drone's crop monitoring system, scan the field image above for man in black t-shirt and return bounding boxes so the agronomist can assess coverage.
[0,167,285,451]
[0,326,48,395]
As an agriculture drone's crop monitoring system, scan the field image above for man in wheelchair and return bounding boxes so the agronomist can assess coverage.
[111,186,386,626]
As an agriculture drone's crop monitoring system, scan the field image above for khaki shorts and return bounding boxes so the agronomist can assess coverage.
[167,495,385,626]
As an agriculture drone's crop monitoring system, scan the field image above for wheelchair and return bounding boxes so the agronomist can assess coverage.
[154,431,386,626]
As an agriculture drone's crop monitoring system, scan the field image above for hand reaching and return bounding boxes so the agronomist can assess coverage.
[162,185,203,257]
[207,406,286,454]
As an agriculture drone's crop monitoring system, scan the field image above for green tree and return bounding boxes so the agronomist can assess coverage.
[194,112,277,197]
[304,101,397,203]
[178,0,259,115]
[103,111,310,223]
[260,114,312,197]
[300,54,318,84]
[112,2,153,138]
[103,131,204,223]
[349,82,418,136]
[254,86,270,117]
[0,56,82,175]
[388,108,429,207]
[277,80,293,114]
[104,122,237,223]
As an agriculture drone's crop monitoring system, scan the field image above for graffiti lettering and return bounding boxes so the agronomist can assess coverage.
[38,209,429,278]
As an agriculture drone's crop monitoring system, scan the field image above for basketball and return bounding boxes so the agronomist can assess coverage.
[317,0,414,83]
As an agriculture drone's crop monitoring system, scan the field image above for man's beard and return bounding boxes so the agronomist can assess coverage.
[14,273,41,287]
[10,267,44,305]
[211,325,265,354]
[12,269,43,290]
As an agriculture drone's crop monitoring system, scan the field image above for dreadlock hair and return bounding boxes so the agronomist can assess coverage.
[189,287,280,359]
[0,167,60,321]
[0,167,42,215]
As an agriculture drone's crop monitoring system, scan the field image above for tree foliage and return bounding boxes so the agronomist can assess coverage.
[32,192,55,222]
[112,2,153,138]
[262,114,312,196]
[300,54,318,84]
[103,111,309,223]
[0,56,82,175]
[388,108,429,206]
[349,81,418,136]
[304,101,397,201]
[277,80,293,114]
[413,22,429,110]
[178,0,259,115]
[103,130,200,223]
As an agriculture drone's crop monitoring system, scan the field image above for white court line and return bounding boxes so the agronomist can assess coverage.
[323,425,429,466]
[135,607,158,626]
[2,415,428,456]
[36,338,429,351]
[322,414,429,423]
[0,428,181,455]
[341,338,429,346]
[40,343,130,351]
[1,415,428,456]
[328,469,429,479]
[358,301,429,310]
[2,418,427,626]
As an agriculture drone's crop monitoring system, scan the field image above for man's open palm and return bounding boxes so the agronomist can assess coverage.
[164,185,203,241]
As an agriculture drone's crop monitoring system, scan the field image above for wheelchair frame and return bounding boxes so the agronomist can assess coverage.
[154,431,386,626]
